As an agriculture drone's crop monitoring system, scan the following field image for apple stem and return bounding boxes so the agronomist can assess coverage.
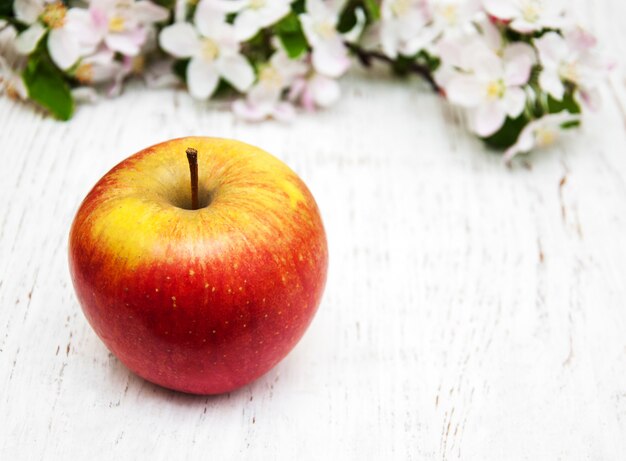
[186,148,199,210]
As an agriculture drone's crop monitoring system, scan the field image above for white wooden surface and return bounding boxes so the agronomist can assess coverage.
[2,2,626,459]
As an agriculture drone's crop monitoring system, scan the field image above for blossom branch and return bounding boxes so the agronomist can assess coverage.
[345,42,440,93]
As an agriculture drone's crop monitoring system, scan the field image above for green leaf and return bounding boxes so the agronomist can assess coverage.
[547,92,581,114]
[291,0,305,14]
[363,0,380,20]
[274,12,308,58]
[151,0,175,10]
[22,52,74,120]
[481,114,528,149]
[337,3,358,33]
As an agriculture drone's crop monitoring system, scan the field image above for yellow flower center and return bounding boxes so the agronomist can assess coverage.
[249,0,266,10]
[259,66,282,89]
[559,62,579,83]
[109,16,126,32]
[41,2,67,29]
[439,4,458,25]
[314,21,336,40]
[521,0,542,23]
[75,63,94,84]
[390,0,411,17]
[201,38,219,61]
[535,128,557,147]
[486,80,506,100]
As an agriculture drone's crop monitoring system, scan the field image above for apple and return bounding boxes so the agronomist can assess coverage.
[69,137,328,395]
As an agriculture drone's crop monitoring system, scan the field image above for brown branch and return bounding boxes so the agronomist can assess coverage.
[345,42,441,93]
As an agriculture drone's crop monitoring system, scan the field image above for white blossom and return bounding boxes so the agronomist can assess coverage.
[88,0,170,56]
[444,42,535,136]
[217,0,293,41]
[299,0,351,77]
[0,55,27,100]
[482,0,566,34]
[379,0,429,58]
[503,112,580,164]
[14,0,97,70]
[289,71,340,111]
[159,0,254,99]
[233,47,306,121]
[535,29,611,109]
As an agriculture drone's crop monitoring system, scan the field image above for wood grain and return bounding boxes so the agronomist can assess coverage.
[1,2,626,459]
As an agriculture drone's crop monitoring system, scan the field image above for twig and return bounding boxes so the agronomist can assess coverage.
[345,42,441,93]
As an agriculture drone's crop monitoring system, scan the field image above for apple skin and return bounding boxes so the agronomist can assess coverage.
[69,137,328,395]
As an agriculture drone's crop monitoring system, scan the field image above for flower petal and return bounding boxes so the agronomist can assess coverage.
[65,8,102,55]
[310,74,340,107]
[159,22,200,58]
[471,103,506,137]
[535,32,567,68]
[503,43,534,86]
[445,75,484,108]
[187,57,219,99]
[48,29,81,70]
[272,101,296,121]
[15,22,46,55]
[482,0,518,20]
[14,0,42,24]
[233,9,263,41]
[194,0,229,37]
[502,87,526,118]
[311,40,350,78]
[105,29,147,56]
[539,69,564,100]
[232,98,271,121]
[217,54,255,91]
[134,1,170,24]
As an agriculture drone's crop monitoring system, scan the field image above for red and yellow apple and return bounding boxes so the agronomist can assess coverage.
[68,137,328,395]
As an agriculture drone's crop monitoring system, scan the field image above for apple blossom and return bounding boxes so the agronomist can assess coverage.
[299,0,352,77]
[233,47,306,121]
[14,0,97,70]
[503,112,580,164]
[444,42,535,136]
[482,0,566,34]
[535,29,611,108]
[159,0,254,99]
[424,0,481,43]
[88,0,170,56]
[289,72,340,111]
[0,55,27,100]
[379,0,430,58]
[216,0,293,41]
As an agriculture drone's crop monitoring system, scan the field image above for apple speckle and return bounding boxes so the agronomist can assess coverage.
[171,296,177,308]
[212,330,216,334]
[189,269,195,276]
[211,286,216,292]
[204,283,209,289]
[155,288,159,292]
